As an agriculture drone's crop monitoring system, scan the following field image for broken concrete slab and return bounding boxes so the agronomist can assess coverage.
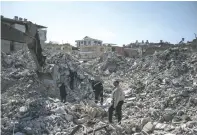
[2,47,197,135]
[142,122,155,133]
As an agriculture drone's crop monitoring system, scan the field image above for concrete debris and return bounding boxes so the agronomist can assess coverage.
[142,122,154,133]
[43,51,95,102]
[140,117,151,129]
[2,47,197,135]
[14,132,25,135]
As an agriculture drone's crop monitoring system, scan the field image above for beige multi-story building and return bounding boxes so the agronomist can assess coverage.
[75,36,114,59]
[45,43,72,54]
[75,36,103,47]
[79,45,112,59]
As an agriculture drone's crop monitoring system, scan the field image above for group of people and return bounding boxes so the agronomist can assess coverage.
[59,77,125,124]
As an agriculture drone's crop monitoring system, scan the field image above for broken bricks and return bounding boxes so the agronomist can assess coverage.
[2,47,197,135]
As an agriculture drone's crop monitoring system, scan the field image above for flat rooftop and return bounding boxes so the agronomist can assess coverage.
[1,16,47,29]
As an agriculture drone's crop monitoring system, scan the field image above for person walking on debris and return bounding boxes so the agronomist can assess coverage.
[91,77,104,105]
[59,83,67,103]
[108,80,125,124]
[69,70,76,90]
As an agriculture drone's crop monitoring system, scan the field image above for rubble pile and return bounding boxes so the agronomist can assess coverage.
[1,95,107,135]
[1,51,58,135]
[1,50,99,135]
[93,48,197,135]
[1,50,36,94]
[43,51,94,102]
[2,49,94,101]
[2,47,197,135]
[86,52,134,75]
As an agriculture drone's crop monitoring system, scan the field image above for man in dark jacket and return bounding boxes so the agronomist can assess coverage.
[91,78,104,105]
[69,70,77,90]
[59,83,67,103]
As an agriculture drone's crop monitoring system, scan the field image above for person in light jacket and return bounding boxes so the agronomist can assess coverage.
[108,80,125,124]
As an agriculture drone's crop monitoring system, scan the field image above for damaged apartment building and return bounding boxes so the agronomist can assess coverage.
[45,42,73,54]
[75,36,112,59]
[1,16,47,54]
[75,36,127,60]
[75,36,144,60]
[123,40,176,58]
[75,37,187,60]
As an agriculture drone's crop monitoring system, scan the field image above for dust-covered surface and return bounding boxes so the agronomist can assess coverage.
[1,46,197,135]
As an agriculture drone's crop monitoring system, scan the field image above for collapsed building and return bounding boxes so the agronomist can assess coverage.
[1,16,47,53]
[2,13,197,135]
[1,41,197,135]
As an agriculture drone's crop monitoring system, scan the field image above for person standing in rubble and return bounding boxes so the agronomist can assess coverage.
[108,80,125,124]
[59,83,67,103]
[69,70,77,90]
[91,76,104,105]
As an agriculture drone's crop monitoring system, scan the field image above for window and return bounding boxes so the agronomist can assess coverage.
[88,41,91,45]
[81,41,83,44]
[84,41,86,45]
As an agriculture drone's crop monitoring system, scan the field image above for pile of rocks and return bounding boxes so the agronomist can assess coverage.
[2,95,107,135]
[86,47,197,135]
[1,50,100,135]
[86,52,134,75]
[1,50,36,94]
[2,46,197,135]
[43,51,94,102]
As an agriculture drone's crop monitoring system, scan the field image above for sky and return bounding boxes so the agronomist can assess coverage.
[1,1,197,46]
